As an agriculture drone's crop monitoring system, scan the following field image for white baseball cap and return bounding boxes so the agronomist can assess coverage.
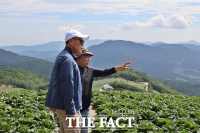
[65,30,90,42]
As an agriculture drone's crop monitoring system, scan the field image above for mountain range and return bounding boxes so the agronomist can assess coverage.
[1,40,200,96]
[88,40,200,83]
[1,40,200,83]
[0,48,53,75]
[1,39,106,61]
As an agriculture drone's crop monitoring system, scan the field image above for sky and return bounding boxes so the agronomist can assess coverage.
[0,0,200,46]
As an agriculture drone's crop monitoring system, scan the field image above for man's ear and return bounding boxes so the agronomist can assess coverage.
[68,39,73,47]
[69,39,72,44]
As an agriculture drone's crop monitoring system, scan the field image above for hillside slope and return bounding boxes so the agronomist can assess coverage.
[0,68,50,89]
[0,49,53,75]
[93,78,147,92]
[94,69,181,95]
[88,40,200,82]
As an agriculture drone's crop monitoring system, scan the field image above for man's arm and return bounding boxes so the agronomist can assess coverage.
[59,57,76,116]
[93,61,131,77]
[93,67,116,77]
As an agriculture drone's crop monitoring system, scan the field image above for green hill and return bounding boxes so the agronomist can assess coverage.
[94,69,181,95]
[0,68,50,90]
[93,78,146,90]
[0,48,53,75]
[160,79,200,96]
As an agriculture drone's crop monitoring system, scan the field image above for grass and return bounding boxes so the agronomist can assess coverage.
[93,78,146,90]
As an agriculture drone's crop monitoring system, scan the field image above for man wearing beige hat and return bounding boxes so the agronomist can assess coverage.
[76,47,131,133]
[45,30,89,133]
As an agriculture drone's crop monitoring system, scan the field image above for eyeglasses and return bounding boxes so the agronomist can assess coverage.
[73,38,84,44]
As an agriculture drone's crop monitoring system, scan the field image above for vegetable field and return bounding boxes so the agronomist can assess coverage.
[0,90,59,133]
[92,90,200,133]
[0,89,200,133]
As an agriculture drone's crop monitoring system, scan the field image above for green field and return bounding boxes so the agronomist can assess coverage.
[92,90,200,132]
[1,89,200,132]
[93,78,146,90]
[0,90,59,133]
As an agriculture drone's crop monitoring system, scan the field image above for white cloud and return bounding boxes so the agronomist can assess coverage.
[167,14,192,29]
[122,14,192,30]
[122,21,148,30]
[1,0,200,16]
[59,26,71,33]
[1,0,200,46]
[0,17,58,24]
[147,14,169,28]
[59,25,85,33]
[102,27,119,34]
[73,25,85,31]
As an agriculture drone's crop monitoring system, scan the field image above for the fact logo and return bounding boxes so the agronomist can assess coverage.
[65,117,135,128]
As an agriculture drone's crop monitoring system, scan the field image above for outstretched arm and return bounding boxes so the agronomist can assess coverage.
[93,61,131,77]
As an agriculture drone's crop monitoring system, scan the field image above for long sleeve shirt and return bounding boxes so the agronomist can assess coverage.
[45,46,82,116]
[78,66,116,112]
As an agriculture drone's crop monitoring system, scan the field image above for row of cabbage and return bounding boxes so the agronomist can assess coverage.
[0,90,59,133]
[92,90,200,133]
[1,89,200,133]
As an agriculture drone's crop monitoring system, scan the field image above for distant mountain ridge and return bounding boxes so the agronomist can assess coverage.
[0,48,53,75]
[88,40,200,83]
[1,40,200,82]
[1,42,200,96]
[1,41,64,52]
[137,40,200,45]
[178,40,200,45]
[0,39,106,52]
[1,40,199,53]
[0,40,106,61]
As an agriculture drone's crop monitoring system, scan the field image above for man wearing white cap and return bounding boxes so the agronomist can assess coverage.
[45,30,89,133]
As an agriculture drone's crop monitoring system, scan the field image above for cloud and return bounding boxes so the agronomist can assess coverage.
[147,14,169,28]
[59,25,85,33]
[72,25,85,31]
[102,27,118,34]
[122,21,148,30]
[122,14,192,30]
[1,0,200,16]
[59,26,71,33]
[167,14,192,29]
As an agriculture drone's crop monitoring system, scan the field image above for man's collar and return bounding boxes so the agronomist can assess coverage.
[64,46,77,59]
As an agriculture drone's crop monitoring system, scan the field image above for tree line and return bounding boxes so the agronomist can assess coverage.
[95,69,181,95]
[0,68,50,89]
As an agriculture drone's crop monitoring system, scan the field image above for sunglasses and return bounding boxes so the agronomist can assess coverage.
[73,38,84,44]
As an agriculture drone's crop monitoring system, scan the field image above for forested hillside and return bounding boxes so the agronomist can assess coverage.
[0,49,37,65]
[161,79,200,96]
[0,49,53,75]
[0,68,50,89]
[88,40,200,82]
[95,69,181,95]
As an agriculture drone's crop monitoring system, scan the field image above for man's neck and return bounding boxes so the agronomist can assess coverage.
[78,65,86,68]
